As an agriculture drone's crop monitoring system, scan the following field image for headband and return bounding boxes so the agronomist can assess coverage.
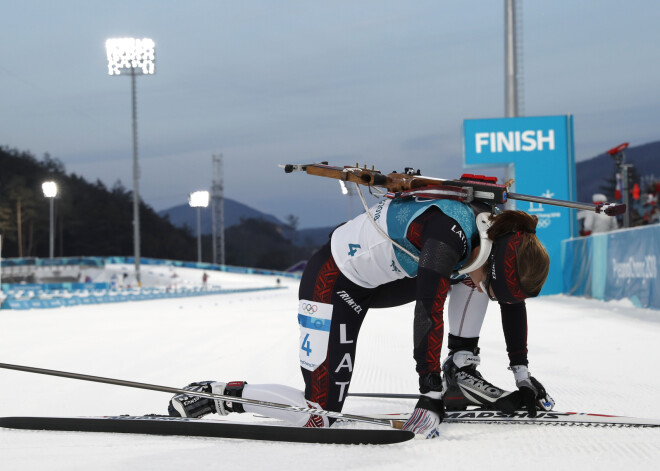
[488,231,530,304]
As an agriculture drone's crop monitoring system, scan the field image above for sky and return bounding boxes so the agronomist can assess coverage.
[2,1,659,228]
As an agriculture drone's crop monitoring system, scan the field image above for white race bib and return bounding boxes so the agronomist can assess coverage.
[297,299,333,371]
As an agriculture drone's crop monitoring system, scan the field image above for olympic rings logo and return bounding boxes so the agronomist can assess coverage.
[300,302,318,313]
[537,218,551,228]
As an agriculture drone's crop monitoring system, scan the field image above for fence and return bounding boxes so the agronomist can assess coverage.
[561,225,659,309]
[1,256,297,310]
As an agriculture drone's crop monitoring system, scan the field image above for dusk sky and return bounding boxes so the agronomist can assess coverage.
[2,1,659,228]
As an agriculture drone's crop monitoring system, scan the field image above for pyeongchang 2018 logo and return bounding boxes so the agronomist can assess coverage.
[612,255,657,280]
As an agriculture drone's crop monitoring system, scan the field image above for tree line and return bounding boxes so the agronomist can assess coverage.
[0,147,316,270]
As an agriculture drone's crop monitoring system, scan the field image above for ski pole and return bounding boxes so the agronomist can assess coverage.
[0,362,395,428]
[348,392,419,399]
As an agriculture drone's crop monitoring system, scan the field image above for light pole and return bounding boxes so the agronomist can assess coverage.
[42,181,57,259]
[189,191,209,263]
[105,37,156,286]
[608,142,632,228]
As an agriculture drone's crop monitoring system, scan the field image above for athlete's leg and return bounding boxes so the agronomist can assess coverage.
[170,243,374,425]
[447,279,489,339]
[443,281,517,411]
[298,242,375,420]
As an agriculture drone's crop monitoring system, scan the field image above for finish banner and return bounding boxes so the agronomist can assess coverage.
[464,115,577,295]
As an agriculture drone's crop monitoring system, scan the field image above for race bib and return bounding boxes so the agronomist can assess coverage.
[297,299,333,371]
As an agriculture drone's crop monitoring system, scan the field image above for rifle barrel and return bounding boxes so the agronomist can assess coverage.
[509,193,598,212]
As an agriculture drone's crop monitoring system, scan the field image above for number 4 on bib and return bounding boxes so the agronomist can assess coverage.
[301,333,312,356]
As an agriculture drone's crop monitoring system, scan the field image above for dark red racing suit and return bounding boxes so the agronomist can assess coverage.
[298,206,528,415]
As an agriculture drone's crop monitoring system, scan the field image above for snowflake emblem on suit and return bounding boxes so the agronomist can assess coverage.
[395,206,412,225]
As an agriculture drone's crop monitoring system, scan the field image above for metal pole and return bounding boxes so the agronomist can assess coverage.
[349,392,419,399]
[211,155,226,266]
[0,362,393,427]
[504,0,521,209]
[131,68,141,286]
[49,197,55,258]
[197,206,202,262]
[622,165,631,228]
[504,0,518,118]
[220,189,225,266]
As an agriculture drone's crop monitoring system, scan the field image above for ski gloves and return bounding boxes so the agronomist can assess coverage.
[510,365,555,417]
[402,393,444,439]
[402,372,444,438]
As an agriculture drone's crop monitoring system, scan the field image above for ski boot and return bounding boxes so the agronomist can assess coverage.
[442,336,518,413]
[168,381,247,418]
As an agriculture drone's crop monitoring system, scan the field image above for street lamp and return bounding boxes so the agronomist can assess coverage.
[42,181,57,258]
[189,191,209,263]
[105,37,156,286]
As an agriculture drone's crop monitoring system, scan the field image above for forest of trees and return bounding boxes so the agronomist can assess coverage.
[0,147,198,261]
[0,147,316,270]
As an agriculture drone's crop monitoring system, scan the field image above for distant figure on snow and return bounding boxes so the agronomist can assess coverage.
[202,272,209,290]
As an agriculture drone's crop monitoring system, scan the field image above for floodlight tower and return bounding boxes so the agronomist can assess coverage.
[504,0,523,209]
[189,191,210,263]
[505,0,523,118]
[42,181,57,258]
[211,155,225,266]
[105,37,156,286]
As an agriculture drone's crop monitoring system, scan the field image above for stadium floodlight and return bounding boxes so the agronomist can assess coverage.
[105,38,156,76]
[105,37,156,287]
[189,191,210,263]
[42,181,57,198]
[42,181,58,258]
[189,191,210,208]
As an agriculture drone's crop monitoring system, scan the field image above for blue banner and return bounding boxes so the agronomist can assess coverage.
[464,115,577,295]
[606,228,659,308]
[562,225,660,309]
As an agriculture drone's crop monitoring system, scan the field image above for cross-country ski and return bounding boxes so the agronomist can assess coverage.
[0,416,414,445]
[364,410,660,428]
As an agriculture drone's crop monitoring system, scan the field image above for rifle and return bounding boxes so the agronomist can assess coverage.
[281,162,625,216]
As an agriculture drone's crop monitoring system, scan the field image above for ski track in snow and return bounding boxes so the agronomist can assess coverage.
[1,265,659,470]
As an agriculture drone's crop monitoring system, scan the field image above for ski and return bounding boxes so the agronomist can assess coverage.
[365,410,660,428]
[0,415,414,445]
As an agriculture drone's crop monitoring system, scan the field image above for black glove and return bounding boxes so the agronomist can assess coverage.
[511,365,555,417]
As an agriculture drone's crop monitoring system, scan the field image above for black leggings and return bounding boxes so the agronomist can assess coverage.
[298,242,416,413]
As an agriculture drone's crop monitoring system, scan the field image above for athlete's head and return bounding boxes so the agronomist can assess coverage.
[480,210,549,304]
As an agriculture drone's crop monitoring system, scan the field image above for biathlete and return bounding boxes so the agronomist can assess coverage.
[168,197,555,438]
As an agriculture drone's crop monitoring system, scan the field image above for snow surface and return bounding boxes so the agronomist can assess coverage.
[1,265,659,470]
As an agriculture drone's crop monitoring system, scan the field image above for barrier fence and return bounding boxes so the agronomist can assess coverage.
[1,257,298,310]
[561,224,660,309]
[1,286,284,310]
